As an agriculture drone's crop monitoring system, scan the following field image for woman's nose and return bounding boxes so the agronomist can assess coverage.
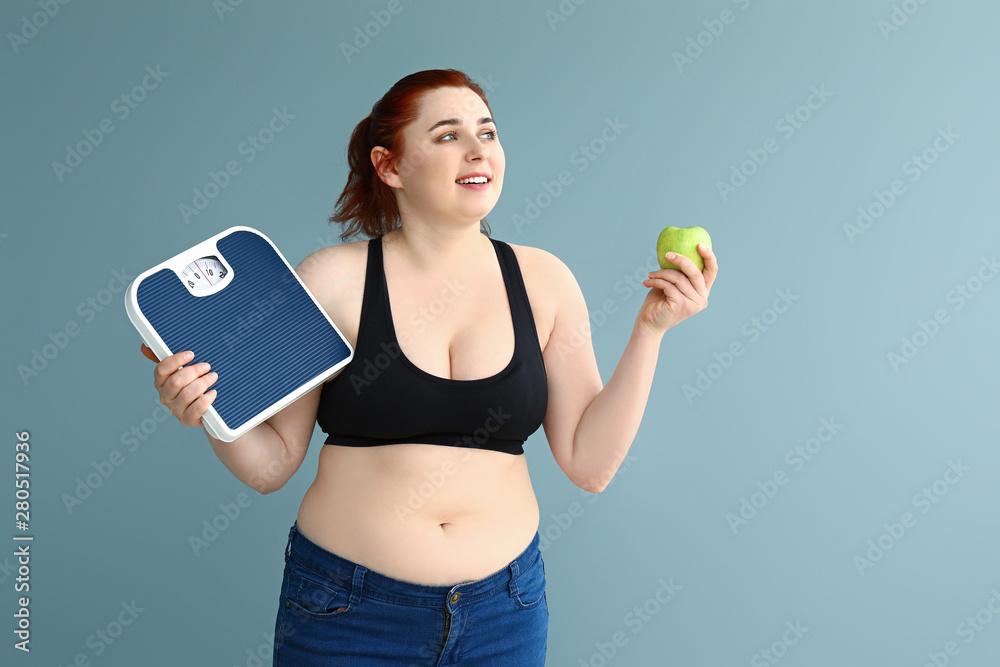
[466,139,488,160]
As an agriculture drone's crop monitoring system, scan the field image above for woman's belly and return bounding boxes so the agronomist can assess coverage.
[295,443,541,586]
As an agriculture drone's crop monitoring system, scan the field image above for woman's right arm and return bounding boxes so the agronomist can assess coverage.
[205,381,327,495]
[142,242,349,494]
[144,343,334,495]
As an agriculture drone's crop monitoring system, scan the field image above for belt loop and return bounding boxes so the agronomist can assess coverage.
[350,565,366,604]
[284,525,295,560]
[508,560,520,598]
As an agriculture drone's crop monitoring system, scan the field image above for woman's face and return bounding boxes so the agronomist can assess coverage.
[380,86,504,226]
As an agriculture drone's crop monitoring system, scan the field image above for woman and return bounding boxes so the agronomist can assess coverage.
[142,69,717,665]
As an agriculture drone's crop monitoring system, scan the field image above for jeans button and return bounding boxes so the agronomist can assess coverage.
[449,592,461,604]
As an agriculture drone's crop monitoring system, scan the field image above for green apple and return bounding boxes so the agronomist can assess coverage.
[657,226,712,272]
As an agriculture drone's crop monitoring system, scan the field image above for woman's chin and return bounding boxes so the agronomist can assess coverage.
[455,205,497,224]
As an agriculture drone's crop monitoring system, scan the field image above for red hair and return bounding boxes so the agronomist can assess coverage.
[329,69,494,242]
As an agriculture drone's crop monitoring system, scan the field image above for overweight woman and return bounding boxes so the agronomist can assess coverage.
[141,69,718,666]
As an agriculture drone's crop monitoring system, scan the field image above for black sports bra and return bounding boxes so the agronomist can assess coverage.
[315,234,548,455]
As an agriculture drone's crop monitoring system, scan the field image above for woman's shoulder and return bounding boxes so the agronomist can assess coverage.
[503,240,577,287]
[293,237,370,304]
[501,240,583,316]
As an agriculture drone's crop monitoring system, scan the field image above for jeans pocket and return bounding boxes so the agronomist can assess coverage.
[283,561,353,617]
[514,556,547,610]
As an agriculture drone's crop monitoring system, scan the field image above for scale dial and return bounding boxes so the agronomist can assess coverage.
[180,255,228,292]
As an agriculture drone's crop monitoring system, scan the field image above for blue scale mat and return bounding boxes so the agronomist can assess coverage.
[125,226,353,442]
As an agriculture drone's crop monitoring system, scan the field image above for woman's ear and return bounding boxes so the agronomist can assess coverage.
[371,146,401,188]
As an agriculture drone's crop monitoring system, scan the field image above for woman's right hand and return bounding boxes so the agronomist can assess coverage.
[142,343,218,428]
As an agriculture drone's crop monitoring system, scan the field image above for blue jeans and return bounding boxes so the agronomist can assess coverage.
[273,522,549,666]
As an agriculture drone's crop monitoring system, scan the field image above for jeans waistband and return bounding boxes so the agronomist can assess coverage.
[284,522,542,609]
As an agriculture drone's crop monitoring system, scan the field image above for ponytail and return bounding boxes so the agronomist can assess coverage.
[329,113,400,242]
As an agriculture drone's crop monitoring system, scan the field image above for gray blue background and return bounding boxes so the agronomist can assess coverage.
[3,1,999,665]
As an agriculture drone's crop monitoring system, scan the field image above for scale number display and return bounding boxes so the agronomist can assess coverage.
[179,256,228,293]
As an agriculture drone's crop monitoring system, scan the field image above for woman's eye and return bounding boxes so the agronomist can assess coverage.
[438,129,498,141]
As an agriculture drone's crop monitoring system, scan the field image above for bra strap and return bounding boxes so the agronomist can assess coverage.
[491,238,532,345]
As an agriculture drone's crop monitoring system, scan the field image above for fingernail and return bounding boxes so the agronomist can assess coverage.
[666,252,675,259]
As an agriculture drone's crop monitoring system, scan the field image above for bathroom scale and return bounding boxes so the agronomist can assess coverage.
[124,225,354,442]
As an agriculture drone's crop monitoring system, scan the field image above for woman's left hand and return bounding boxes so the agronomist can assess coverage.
[638,244,718,337]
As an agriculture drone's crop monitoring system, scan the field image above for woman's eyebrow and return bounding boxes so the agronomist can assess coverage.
[426,116,494,133]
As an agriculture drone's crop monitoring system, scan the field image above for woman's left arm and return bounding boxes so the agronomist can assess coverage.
[541,244,718,493]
